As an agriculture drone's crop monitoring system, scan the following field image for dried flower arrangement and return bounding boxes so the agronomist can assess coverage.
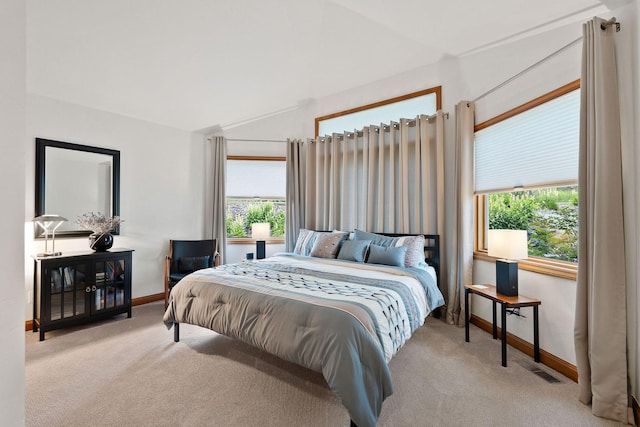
[75,212,123,234]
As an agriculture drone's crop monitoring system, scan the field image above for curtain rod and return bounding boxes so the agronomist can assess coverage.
[311,112,448,142]
[472,17,620,103]
[472,36,583,103]
[207,137,288,143]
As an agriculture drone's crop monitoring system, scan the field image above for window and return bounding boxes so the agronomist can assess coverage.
[315,86,441,136]
[474,80,580,278]
[226,156,286,241]
[488,187,578,262]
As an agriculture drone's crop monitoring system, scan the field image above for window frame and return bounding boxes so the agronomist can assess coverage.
[474,80,580,280]
[226,155,286,245]
[314,86,442,137]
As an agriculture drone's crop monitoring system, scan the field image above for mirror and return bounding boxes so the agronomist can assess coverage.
[35,138,120,238]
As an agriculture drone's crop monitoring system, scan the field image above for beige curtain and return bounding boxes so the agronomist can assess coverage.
[304,112,445,237]
[285,139,305,252]
[206,136,228,264]
[446,101,475,325]
[574,17,630,423]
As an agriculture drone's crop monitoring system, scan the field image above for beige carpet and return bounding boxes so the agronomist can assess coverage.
[26,302,625,427]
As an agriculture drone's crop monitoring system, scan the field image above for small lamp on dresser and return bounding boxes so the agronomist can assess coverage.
[34,214,67,257]
[252,222,270,260]
[488,229,528,296]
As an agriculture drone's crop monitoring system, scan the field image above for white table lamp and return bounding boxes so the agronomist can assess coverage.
[488,229,528,296]
[34,214,67,257]
[252,222,270,260]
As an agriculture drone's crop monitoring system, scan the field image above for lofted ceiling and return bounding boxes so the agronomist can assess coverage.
[26,0,621,132]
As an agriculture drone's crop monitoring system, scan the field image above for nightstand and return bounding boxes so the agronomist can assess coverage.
[464,284,541,367]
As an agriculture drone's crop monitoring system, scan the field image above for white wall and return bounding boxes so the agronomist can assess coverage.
[1,1,26,425]
[25,95,207,319]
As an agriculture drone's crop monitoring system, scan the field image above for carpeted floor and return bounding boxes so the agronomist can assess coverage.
[25,302,626,427]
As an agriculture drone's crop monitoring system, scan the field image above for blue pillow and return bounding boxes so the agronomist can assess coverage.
[337,240,371,262]
[353,229,399,247]
[366,244,407,267]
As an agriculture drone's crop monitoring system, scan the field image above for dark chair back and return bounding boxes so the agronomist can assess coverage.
[164,239,218,308]
[169,239,217,274]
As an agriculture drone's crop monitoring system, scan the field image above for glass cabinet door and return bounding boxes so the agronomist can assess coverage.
[93,258,126,313]
[48,263,87,321]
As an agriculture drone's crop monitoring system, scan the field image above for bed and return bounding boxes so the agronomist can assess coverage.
[163,231,444,427]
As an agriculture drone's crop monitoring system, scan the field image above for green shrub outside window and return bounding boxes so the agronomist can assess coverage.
[226,198,285,238]
[488,186,578,263]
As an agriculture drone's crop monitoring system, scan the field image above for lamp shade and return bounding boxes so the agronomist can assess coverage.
[251,222,270,240]
[34,214,68,225]
[488,229,528,260]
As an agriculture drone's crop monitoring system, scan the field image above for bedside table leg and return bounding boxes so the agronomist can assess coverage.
[533,305,540,362]
[464,288,470,342]
[501,303,507,367]
[492,302,497,339]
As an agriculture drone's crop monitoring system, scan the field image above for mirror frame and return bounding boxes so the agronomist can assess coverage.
[35,138,121,238]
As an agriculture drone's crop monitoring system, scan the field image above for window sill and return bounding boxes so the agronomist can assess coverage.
[227,237,285,245]
[474,251,577,281]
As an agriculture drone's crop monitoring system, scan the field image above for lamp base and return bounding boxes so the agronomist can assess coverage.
[496,259,518,296]
[256,240,266,260]
[37,252,62,257]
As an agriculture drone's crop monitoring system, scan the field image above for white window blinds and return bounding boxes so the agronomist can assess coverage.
[474,89,579,194]
[227,159,285,198]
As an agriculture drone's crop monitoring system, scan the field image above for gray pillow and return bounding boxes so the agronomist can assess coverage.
[309,232,348,258]
[337,239,371,262]
[366,244,407,267]
[293,229,321,256]
[353,229,399,247]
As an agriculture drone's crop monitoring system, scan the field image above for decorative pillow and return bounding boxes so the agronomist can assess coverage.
[353,229,399,248]
[293,229,320,256]
[337,239,371,263]
[366,244,407,267]
[395,235,426,268]
[178,256,210,273]
[353,230,425,267]
[309,232,348,258]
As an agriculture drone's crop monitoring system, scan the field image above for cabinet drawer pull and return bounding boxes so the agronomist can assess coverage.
[92,285,97,292]
[85,286,91,293]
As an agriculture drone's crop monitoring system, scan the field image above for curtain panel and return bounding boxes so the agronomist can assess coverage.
[446,101,475,325]
[286,139,305,252]
[206,136,228,264]
[574,17,630,423]
[303,113,445,239]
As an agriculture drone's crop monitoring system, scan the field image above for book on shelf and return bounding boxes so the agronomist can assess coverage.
[51,269,62,292]
[95,271,106,285]
[63,266,74,289]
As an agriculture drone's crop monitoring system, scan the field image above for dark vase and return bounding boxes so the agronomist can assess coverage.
[89,233,114,252]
